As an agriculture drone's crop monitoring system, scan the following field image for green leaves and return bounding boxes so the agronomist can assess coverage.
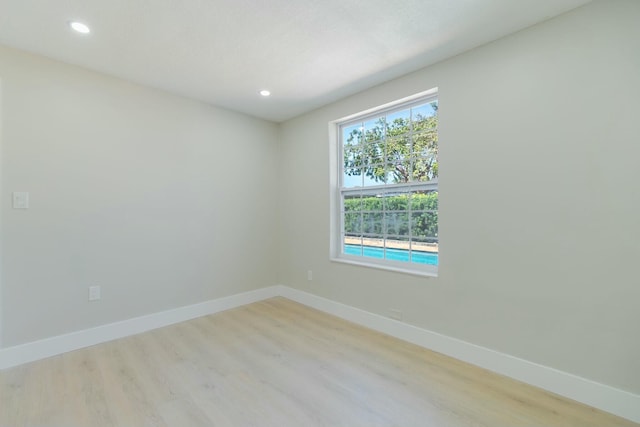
[343,192,438,239]
[343,101,438,185]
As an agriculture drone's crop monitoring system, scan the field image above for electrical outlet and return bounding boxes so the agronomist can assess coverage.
[88,285,101,301]
[307,270,313,281]
[389,309,403,321]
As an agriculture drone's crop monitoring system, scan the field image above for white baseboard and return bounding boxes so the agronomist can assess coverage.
[276,285,640,424]
[0,286,280,371]
[1,284,638,423]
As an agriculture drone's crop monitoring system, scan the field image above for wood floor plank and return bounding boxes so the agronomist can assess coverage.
[0,297,637,427]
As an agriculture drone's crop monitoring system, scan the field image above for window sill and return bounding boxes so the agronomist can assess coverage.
[330,256,438,278]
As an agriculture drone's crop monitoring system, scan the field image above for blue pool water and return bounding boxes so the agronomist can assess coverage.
[344,244,438,266]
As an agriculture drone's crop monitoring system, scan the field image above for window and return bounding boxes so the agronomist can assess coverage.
[333,90,439,276]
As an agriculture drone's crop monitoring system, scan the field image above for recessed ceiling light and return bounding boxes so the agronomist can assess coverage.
[259,90,271,97]
[70,21,91,34]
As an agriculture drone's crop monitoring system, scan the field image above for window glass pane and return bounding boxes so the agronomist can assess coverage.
[343,123,363,146]
[382,192,409,211]
[385,135,411,168]
[362,212,383,234]
[362,142,384,167]
[410,191,438,211]
[412,102,437,122]
[411,211,438,238]
[384,237,410,252]
[362,236,384,246]
[361,236,384,260]
[361,195,383,212]
[343,131,365,187]
[343,139,360,161]
[343,169,363,188]
[413,117,436,136]
[411,157,437,182]
[362,174,383,187]
[386,108,410,138]
[364,117,385,143]
[344,212,363,235]
[385,162,410,184]
[361,163,387,186]
[343,194,362,211]
[384,212,409,236]
[410,237,439,265]
[343,235,363,256]
[384,242,411,262]
[413,132,437,158]
[362,247,384,260]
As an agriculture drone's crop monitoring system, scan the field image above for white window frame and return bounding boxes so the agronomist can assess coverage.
[329,88,439,277]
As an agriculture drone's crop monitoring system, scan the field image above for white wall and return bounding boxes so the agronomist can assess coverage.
[278,0,640,394]
[0,77,3,347]
[0,45,279,347]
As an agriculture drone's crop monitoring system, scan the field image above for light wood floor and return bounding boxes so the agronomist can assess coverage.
[0,297,636,427]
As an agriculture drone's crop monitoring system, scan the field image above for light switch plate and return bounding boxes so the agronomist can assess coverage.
[12,192,29,209]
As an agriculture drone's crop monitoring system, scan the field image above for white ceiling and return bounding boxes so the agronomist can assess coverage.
[0,0,591,122]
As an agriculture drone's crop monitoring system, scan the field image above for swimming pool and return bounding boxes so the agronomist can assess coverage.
[344,244,438,265]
